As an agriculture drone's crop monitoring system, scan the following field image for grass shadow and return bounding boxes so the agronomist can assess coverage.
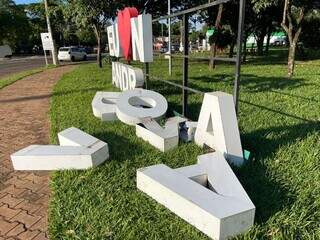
[238,121,320,223]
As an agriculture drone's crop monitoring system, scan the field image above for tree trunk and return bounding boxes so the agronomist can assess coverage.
[229,40,235,58]
[265,29,272,55]
[256,34,265,56]
[209,3,223,69]
[281,0,304,77]
[97,37,102,68]
[209,43,217,69]
[242,34,248,63]
[93,24,102,68]
[287,43,296,77]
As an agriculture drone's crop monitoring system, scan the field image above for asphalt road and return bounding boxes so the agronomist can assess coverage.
[0,55,97,78]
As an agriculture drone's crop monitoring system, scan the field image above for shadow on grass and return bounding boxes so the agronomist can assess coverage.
[240,100,316,122]
[190,73,306,93]
[238,121,319,223]
[149,71,307,95]
[94,128,140,161]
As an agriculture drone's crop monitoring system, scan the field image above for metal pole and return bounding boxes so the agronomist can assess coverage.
[43,50,48,65]
[233,0,245,113]
[44,0,59,66]
[182,14,189,117]
[168,0,172,75]
[145,62,149,89]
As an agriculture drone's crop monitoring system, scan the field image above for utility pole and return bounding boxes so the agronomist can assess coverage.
[44,0,58,66]
[168,0,172,75]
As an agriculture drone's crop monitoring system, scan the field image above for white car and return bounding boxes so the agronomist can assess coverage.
[58,47,87,61]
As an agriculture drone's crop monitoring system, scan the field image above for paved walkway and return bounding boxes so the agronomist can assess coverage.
[0,66,75,239]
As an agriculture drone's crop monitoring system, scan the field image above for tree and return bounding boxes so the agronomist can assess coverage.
[280,0,318,77]
[209,3,223,69]
[0,0,31,51]
[255,0,318,77]
[65,0,119,67]
[300,10,320,49]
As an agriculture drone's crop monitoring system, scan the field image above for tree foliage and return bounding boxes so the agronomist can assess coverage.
[0,0,30,50]
[64,0,120,67]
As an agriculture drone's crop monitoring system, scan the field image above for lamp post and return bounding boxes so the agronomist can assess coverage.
[44,0,59,66]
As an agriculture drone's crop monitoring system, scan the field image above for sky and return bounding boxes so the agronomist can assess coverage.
[14,0,39,4]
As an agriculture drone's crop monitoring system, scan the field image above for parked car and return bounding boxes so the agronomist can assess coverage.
[58,47,87,61]
[0,45,12,58]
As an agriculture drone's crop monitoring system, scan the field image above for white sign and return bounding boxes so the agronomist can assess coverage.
[40,32,54,51]
[112,62,144,91]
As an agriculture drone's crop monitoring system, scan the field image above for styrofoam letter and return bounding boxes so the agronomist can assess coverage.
[136,117,186,152]
[131,14,153,62]
[92,92,120,121]
[116,89,167,125]
[107,23,122,57]
[128,67,144,89]
[112,62,144,91]
[194,92,244,166]
[121,64,129,91]
[11,127,109,170]
[112,62,122,88]
[137,152,255,240]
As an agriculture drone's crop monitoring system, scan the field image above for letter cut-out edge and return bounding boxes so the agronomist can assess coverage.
[136,116,185,152]
[116,89,168,126]
[195,91,244,166]
[137,152,255,240]
[92,91,120,121]
[131,14,153,62]
[11,127,109,170]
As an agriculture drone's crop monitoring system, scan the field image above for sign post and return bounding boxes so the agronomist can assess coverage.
[43,0,58,66]
[40,32,54,66]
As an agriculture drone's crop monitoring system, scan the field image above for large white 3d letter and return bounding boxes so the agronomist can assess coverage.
[112,62,122,88]
[112,62,144,91]
[131,14,153,62]
[194,92,244,166]
[11,127,109,170]
[136,117,186,152]
[137,152,255,240]
[92,91,120,121]
[116,89,167,125]
[107,22,122,57]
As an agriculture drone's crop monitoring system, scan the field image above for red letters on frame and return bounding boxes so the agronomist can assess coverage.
[117,7,139,61]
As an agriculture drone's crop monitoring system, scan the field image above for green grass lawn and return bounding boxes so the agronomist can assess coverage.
[0,66,53,89]
[49,50,320,239]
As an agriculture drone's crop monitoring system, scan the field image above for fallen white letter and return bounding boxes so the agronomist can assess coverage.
[136,116,186,152]
[11,127,109,170]
[137,152,255,240]
[92,91,120,121]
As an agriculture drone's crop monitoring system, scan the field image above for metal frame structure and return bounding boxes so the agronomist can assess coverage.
[146,0,246,116]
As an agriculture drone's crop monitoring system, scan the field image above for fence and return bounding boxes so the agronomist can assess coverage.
[145,0,246,117]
